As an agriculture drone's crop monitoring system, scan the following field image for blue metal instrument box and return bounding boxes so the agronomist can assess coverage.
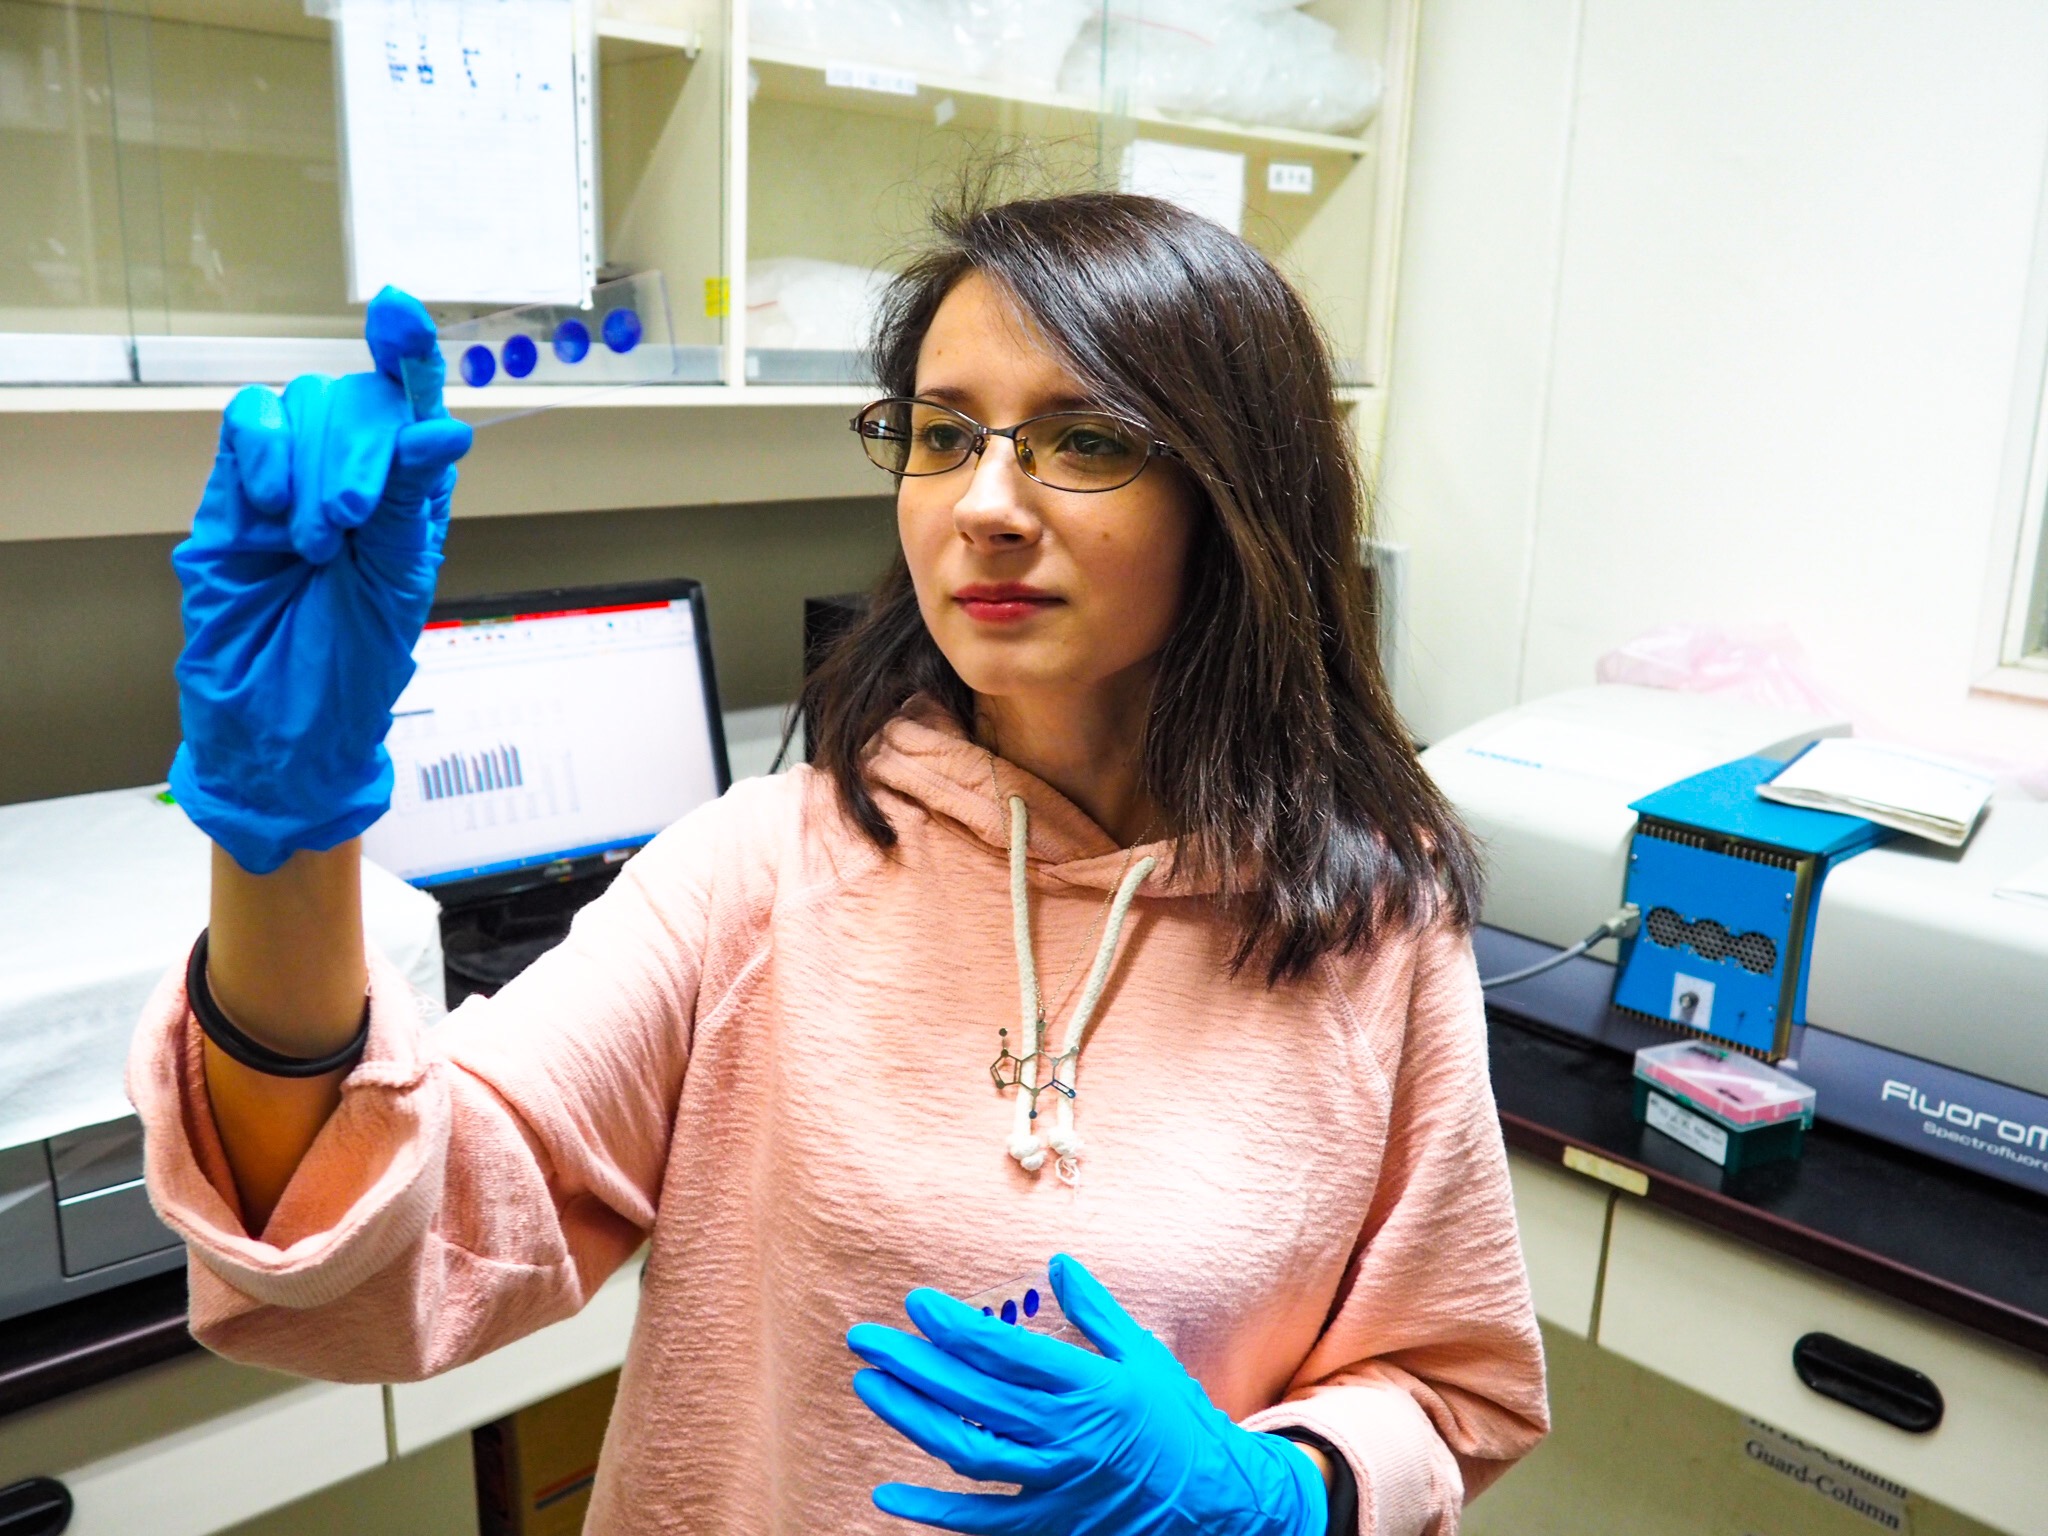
[1612,756,1892,1059]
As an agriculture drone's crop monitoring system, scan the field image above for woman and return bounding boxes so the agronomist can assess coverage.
[133,191,1548,1535]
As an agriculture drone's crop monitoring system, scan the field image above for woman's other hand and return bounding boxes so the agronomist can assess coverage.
[847,1254,1329,1536]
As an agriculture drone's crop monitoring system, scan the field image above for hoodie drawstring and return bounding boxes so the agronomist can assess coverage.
[1003,794,1156,1181]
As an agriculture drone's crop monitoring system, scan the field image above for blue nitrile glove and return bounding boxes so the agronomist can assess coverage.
[847,1254,1328,1536]
[168,287,473,874]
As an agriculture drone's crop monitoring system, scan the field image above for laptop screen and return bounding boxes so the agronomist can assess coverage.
[362,582,729,894]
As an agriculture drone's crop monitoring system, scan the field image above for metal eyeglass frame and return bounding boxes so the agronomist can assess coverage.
[850,396,1178,494]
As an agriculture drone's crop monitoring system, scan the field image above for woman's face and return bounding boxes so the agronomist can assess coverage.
[897,272,1200,721]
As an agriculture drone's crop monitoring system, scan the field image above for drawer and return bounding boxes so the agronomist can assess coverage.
[386,1256,643,1455]
[1506,1151,1612,1337]
[1599,1200,2048,1536]
[0,1353,387,1536]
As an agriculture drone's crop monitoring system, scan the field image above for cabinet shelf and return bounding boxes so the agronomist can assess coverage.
[747,46,1374,159]
[0,379,1377,416]
[596,15,704,62]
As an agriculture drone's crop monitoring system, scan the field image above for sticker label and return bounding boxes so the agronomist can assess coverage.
[1267,161,1314,195]
[1645,1090,1731,1165]
[825,61,918,96]
[1561,1145,1648,1195]
[1671,972,1716,1030]
[1742,1419,1910,1531]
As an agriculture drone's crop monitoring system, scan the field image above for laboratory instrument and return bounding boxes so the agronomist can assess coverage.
[1424,685,2048,1197]
[1612,756,1893,1058]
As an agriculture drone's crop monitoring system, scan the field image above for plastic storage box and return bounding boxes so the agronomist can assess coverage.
[1632,1039,1817,1172]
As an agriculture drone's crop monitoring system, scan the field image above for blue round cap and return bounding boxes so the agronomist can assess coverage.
[459,344,496,388]
[501,333,539,379]
[602,307,643,354]
[553,318,591,364]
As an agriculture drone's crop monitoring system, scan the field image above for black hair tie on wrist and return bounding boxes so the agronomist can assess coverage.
[187,928,370,1079]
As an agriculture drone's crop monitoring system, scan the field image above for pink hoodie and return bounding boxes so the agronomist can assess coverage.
[130,708,1548,1534]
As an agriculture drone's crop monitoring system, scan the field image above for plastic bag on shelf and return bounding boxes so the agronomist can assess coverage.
[752,0,1092,91]
[747,257,890,353]
[1594,623,1849,718]
[955,0,1095,91]
[1059,1,1383,135]
[751,0,965,78]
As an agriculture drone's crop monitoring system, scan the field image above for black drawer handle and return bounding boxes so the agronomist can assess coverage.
[0,1477,72,1536]
[1793,1332,1944,1433]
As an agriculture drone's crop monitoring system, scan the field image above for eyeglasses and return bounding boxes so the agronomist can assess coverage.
[850,397,1175,494]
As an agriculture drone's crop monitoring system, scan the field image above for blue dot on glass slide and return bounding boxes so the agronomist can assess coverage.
[1000,1299,1018,1325]
[602,307,643,353]
[501,333,538,378]
[982,1307,995,1318]
[459,344,495,387]
[1023,1288,1040,1318]
[552,318,591,364]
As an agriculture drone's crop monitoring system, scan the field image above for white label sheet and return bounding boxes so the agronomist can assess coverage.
[336,0,593,304]
[1120,139,1245,236]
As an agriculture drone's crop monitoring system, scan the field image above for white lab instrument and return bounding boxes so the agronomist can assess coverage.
[1422,685,2048,1196]
[0,785,444,1323]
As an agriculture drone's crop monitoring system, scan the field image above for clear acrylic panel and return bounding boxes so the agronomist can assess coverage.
[596,0,729,367]
[0,0,134,380]
[1,0,727,386]
[742,0,1121,386]
[109,0,357,374]
[739,0,1392,389]
[1094,0,1392,388]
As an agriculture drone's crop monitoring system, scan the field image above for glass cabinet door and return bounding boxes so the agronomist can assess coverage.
[0,0,729,387]
[597,0,727,381]
[743,0,1120,385]
[1094,0,1396,388]
[0,0,133,381]
[739,0,1401,389]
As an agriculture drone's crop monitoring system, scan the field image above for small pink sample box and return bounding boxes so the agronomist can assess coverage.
[1632,1039,1817,1172]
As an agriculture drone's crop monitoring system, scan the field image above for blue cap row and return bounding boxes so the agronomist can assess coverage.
[458,307,644,387]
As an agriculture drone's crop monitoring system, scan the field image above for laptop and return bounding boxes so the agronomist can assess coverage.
[362,578,731,1004]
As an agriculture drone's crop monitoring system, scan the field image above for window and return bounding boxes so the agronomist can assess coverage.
[2003,491,2048,671]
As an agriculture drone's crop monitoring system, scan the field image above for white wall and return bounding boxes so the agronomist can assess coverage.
[1381,0,2048,764]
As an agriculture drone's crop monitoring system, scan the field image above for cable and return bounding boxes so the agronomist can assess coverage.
[1479,903,1641,991]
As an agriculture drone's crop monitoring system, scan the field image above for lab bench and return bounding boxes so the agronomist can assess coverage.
[4,1013,2046,1535]
[0,1260,643,1536]
[1495,1013,2048,1536]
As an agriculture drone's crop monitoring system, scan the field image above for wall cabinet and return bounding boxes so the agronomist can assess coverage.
[1,0,1413,538]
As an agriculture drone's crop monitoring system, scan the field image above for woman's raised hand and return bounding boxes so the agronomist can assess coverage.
[168,286,473,875]
[847,1254,1329,1536]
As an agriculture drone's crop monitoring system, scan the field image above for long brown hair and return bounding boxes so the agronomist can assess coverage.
[800,188,1480,982]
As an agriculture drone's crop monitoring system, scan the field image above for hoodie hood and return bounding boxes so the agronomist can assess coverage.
[860,699,1219,898]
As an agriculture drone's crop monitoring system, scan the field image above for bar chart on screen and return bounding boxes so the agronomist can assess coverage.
[384,703,583,839]
[362,599,719,888]
[416,743,523,802]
